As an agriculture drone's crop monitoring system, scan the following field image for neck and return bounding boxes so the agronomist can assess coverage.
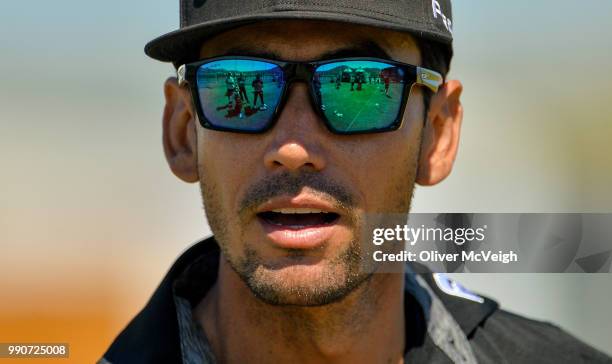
[193,259,406,364]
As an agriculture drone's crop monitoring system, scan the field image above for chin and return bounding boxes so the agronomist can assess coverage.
[242,258,370,306]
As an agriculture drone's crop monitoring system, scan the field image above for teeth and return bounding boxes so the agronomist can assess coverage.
[271,208,329,214]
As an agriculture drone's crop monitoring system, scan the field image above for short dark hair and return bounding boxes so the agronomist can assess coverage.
[416,38,454,113]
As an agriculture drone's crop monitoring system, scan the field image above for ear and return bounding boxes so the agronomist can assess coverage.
[416,80,463,186]
[162,77,199,183]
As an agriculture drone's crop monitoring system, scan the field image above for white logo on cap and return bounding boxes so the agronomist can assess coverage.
[432,0,453,34]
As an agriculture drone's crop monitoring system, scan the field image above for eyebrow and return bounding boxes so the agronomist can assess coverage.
[220,40,392,61]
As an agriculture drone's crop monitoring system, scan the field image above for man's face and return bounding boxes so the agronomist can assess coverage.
[172,20,457,306]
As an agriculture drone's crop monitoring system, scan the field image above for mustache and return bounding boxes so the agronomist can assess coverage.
[238,171,356,215]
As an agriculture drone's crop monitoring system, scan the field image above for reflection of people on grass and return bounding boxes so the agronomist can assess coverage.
[237,73,249,103]
[356,68,364,91]
[313,73,325,111]
[384,75,390,97]
[252,74,267,110]
[335,74,341,89]
[225,89,244,119]
[379,70,391,97]
[225,72,236,106]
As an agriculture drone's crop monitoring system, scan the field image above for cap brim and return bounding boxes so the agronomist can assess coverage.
[145,11,452,63]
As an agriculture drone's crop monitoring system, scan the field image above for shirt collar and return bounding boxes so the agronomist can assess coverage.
[101,236,498,364]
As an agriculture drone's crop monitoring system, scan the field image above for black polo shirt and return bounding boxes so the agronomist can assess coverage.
[100,237,612,364]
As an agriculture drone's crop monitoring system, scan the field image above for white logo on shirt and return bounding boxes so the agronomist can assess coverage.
[433,273,484,303]
[432,0,453,34]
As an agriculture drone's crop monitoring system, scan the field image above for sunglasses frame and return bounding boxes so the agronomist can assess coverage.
[177,56,443,135]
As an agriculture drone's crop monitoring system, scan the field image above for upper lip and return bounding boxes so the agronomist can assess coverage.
[255,195,341,215]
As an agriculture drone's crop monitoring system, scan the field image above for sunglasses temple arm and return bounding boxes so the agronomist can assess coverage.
[177,64,187,86]
[416,67,443,93]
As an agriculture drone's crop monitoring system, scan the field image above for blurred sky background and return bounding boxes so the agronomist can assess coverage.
[1,1,612,362]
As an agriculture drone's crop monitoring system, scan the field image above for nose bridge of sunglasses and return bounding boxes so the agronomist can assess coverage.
[281,63,322,115]
[283,63,315,84]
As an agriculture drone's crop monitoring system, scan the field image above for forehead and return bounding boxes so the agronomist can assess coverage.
[198,20,421,64]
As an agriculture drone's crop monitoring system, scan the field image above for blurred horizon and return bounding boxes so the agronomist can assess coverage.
[1,1,612,361]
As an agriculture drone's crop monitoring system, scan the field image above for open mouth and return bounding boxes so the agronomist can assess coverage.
[257,208,340,229]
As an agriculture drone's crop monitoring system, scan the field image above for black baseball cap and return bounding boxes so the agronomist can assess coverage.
[145,0,453,63]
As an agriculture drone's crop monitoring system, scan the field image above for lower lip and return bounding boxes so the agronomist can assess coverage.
[258,217,339,250]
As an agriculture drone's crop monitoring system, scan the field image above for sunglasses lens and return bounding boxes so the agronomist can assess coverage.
[196,60,285,132]
[314,61,406,133]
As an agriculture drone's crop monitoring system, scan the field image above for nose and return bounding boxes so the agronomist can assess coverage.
[263,83,328,172]
[264,142,326,171]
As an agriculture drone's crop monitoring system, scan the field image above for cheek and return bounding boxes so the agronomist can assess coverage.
[339,99,423,213]
[199,131,261,215]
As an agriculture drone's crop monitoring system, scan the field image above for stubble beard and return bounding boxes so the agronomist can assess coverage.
[199,178,377,306]
[197,122,419,306]
[199,178,416,307]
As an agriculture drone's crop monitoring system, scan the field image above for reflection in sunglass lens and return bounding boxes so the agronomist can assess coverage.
[196,60,285,132]
[314,61,406,133]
